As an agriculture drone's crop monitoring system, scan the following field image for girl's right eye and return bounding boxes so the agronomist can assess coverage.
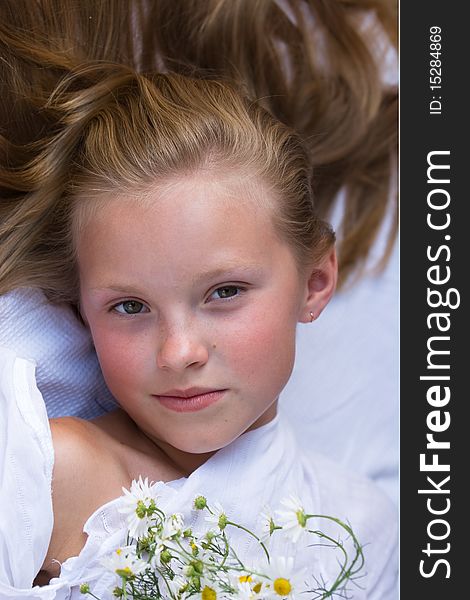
[112,300,148,315]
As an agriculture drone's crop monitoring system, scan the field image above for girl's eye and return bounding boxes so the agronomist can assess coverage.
[113,300,148,315]
[209,286,243,301]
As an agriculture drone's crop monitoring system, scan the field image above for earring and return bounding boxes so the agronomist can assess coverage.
[309,311,315,323]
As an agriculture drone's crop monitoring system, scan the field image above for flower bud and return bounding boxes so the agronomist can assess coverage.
[135,500,147,519]
[185,565,196,577]
[218,514,228,530]
[194,496,207,510]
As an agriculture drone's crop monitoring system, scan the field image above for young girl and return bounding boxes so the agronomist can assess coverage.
[0,2,398,503]
[0,65,396,598]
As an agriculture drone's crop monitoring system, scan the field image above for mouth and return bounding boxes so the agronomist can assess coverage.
[152,389,227,413]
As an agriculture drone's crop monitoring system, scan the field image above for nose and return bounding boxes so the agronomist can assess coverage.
[156,322,209,372]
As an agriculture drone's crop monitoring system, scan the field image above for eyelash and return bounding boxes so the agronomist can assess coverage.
[110,285,247,316]
[206,285,246,303]
[111,300,149,316]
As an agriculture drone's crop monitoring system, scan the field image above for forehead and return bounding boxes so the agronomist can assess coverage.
[140,170,276,229]
[75,169,275,232]
[75,171,292,285]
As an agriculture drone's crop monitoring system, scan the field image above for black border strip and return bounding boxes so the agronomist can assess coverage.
[400,3,466,596]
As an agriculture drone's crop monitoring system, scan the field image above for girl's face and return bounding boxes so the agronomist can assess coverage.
[77,172,335,454]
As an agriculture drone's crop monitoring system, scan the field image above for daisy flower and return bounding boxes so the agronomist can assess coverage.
[204,501,228,530]
[198,575,225,600]
[164,573,190,599]
[275,495,309,544]
[236,580,265,600]
[118,476,159,539]
[258,505,277,543]
[230,572,265,600]
[101,547,148,580]
[264,555,306,599]
[161,513,185,540]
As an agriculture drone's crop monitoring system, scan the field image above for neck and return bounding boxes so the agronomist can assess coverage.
[148,439,216,476]
[158,402,279,475]
[98,402,278,478]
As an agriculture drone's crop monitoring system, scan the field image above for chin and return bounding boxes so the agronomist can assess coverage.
[175,439,230,455]
[171,428,242,455]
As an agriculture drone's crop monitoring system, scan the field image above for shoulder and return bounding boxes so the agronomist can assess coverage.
[49,417,107,466]
[50,416,113,493]
[44,417,126,575]
[49,415,126,514]
[50,415,99,454]
[51,417,91,475]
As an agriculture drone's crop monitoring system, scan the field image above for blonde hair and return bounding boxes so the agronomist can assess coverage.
[0,0,396,288]
[0,64,334,302]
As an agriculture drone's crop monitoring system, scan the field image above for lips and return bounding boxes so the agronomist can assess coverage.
[152,388,227,413]
[158,387,221,398]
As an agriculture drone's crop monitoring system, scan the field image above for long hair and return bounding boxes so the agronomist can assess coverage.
[0,64,334,303]
[0,0,397,287]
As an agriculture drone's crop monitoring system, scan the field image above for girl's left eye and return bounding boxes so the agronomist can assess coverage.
[112,300,148,315]
[208,286,244,302]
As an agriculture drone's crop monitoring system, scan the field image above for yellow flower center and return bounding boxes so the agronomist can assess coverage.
[115,566,133,579]
[273,577,292,596]
[253,582,262,594]
[239,575,252,583]
[201,585,217,600]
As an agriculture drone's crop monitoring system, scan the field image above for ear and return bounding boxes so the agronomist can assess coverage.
[299,248,337,323]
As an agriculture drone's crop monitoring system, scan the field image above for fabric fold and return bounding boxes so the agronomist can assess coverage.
[0,347,54,590]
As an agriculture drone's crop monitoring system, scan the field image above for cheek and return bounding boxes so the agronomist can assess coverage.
[88,322,149,395]
[221,302,297,387]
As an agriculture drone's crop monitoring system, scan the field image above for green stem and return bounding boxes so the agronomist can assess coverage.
[305,514,364,598]
[225,520,270,563]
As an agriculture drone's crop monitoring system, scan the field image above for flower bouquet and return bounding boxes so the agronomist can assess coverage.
[81,477,364,600]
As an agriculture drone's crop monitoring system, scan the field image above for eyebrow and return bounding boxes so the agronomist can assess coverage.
[90,284,149,295]
[189,264,264,285]
[91,265,264,294]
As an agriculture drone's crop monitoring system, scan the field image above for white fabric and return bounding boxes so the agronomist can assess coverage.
[0,347,397,599]
[282,239,398,504]
[0,289,116,419]
[0,348,54,592]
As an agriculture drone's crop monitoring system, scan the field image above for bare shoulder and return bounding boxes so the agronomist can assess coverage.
[50,416,102,468]
[49,415,127,516]
[41,417,126,579]
[39,411,180,582]
[49,417,115,500]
